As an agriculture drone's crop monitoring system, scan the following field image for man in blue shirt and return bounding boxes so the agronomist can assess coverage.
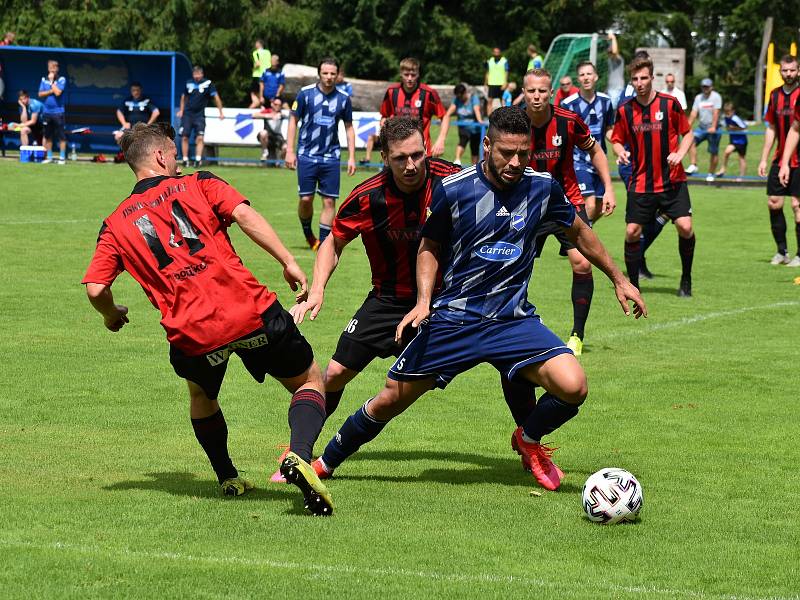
[114,82,160,144]
[259,55,285,106]
[16,89,43,146]
[312,107,646,492]
[561,61,617,223]
[177,65,224,167]
[37,59,67,164]
[285,57,356,250]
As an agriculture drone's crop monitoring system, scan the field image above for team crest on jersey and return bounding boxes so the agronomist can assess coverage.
[511,214,525,231]
[415,100,422,107]
[655,111,664,121]
[551,134,562,147]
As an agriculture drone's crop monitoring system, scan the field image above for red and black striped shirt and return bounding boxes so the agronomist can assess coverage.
[765,85,800,167]
[332,158,460,298]
[380,83,446,155]
[528,105,595,206]
[612,92,690,193]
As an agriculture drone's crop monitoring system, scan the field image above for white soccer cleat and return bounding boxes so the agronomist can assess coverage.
[770,252,791,265]
[705,174,714,182]
[685,164,698,174]
[786,255,800,267]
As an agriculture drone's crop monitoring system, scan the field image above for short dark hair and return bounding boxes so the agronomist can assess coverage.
[723,101,735,111]
[192,65,203,73]
[379,117,424,153]
[119,122,176,170]
[629,57,654,76]
[453,83,467,96]
[318,57,339,74]
[633,50,650,60]
[487,106,531,141]
[18,89,28,98]
[576,61,596,74]
[780,54,798,65]
[130,81,142,89]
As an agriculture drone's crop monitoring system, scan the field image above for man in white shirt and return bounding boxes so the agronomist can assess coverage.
[686,78,723,181]
[660,73,687,110]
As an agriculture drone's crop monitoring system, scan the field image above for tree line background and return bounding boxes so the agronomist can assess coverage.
[1,0,798,117]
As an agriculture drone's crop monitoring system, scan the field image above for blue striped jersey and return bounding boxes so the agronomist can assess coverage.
[291,83,353,163]
[421,164,576,323]
[560,91,615,172]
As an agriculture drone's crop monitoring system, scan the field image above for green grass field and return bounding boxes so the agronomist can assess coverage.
[1,157,798,599]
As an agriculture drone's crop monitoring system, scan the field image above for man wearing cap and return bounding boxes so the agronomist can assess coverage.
[686,78,722,181]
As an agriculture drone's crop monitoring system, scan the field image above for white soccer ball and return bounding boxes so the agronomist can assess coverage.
[582,468,643,524]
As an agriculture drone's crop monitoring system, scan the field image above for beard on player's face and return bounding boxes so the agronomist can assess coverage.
[485,140,526,188]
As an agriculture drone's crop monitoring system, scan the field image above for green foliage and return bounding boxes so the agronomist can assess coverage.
[0,0,795,114]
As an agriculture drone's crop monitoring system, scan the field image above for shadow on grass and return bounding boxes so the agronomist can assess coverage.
[638,285,682,296]
[103,471,297,503]
[336,449,584,493]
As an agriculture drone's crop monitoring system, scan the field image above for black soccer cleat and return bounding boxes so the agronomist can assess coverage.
[639,258,654,280]
[280,451,334,516]
[677,277,692,297]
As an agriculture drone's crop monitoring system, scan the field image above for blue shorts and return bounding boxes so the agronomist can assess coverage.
[694,129,722,155]
[179,112,206,138]
[576,170,605,198]
[388,313,572,389]
[618,162,632,190]
[297,155,340,198]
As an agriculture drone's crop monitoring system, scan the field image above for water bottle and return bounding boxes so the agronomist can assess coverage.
[69,143,77,161]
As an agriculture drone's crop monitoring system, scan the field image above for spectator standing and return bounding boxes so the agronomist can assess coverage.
[177,65,224,167]
[686,78,723,181]
[553,75,578,106]
[250,39,271,108]
[527,44,544,71]
[259,55,285,106]
[660,73,687,110]
[606,32,625,108]
[17,90,43,146]
[257,97,287,164]
[443,83,482,165]
[716,102,748,180]
[114,82,160,144]
[484,47,509,115]
[38,59,67,164]
[502,81,517,107]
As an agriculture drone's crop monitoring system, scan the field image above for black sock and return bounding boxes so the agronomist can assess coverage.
[191,410,237,484]
[319,223,331,243]
[500,375,537,426]
[624,240,642,289]
[321,401,388,469]
[522,393,580,442]
[678,234,695,280]
[300,216,314,239]
[288,389,326,462]
[795,222,800,256]
[769,208,787,255]
[571,272,593,340]
[325,388,345,418]
[642,212,668,254]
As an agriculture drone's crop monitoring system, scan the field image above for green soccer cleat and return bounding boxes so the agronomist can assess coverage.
[220,476,255,497]
[566,334,583,357]
[280,451,334,516]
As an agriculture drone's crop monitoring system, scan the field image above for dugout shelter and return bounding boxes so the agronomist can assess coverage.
[0,45,192,153]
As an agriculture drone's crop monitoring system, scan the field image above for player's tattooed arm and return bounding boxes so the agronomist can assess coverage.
[290,235,350,324]
[85,283,130,332]
[565,219,647,319]
[396,236,440,342]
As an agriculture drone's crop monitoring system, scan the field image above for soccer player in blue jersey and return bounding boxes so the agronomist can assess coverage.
[561,61,617,223]
[311,107,646,492]
[177,66,224,167]
[38,59,67,164]
[285,58,357,250]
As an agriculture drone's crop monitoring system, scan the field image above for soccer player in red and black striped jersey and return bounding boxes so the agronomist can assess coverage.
[380,57,450,157]
[612,57,696,296]
[759,54,800,266]
[522,68,617,356]
[81,122,333,514]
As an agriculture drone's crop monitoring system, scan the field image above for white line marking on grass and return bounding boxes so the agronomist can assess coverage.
[1,539,795,599]
[597,301,800,342]
[0,218,97,225]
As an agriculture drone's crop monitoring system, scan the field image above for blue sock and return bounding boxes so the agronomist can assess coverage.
[59,149,66,160]
[522,393,580,442]
[319,223,331,243]
[46,150,53,159]
[321,401,388,469]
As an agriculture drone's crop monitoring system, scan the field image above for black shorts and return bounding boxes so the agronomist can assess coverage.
[626,182,692,225]
[534,206,589,258]
[169,302,314,399]
[730,143,747,157]
[767,164,800,197]
[331,291,417,372]
[457,127,480,157]
[179,112,206,138]
[488,85,503,99]
[42,113,65,143]
[250,77,261,94]
[29,122,43,144]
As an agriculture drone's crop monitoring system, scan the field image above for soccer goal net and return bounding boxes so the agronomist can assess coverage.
[544,34,610,90]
